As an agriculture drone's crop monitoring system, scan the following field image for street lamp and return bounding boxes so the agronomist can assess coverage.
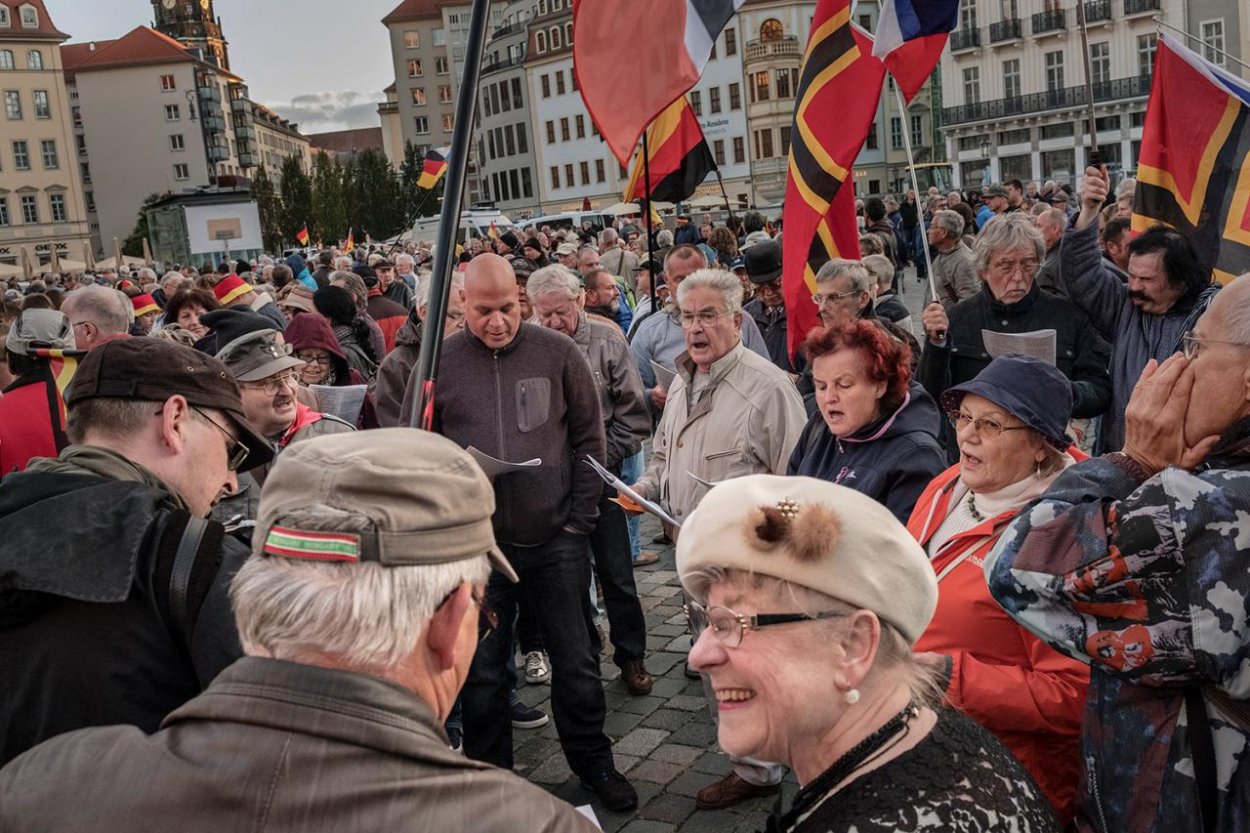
[980,135,990,159]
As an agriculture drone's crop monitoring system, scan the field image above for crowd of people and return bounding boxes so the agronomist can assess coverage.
[0,162,1246,832]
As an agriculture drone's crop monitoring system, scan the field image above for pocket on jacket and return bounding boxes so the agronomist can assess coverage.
[516,377,551,433]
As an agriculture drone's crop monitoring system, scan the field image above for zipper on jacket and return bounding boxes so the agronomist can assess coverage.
[1085,752,1109,833]
[494,352,505,457]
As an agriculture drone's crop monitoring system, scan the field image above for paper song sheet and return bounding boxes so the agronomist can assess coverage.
[981,329,1057,366]
[467,446,542,480]
[584,455,682,529]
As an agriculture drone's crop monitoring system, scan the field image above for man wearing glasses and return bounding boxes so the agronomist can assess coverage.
[0,338,273,766]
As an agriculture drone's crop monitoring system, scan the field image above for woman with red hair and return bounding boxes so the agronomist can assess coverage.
[787,319,945,522]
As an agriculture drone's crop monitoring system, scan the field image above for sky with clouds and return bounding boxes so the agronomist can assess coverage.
[51,0,401,133]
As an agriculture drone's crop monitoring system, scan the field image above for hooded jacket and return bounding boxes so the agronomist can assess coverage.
[284,313,377,429]
[787,382,946,523]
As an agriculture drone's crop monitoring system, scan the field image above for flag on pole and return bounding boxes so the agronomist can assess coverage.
[783,8,888,358]
[622,96,719,205]
[488,221,499,240]
[574,0,746,166]
[344,229,355,254]
[296,224,310,246]
[417,147,450,190]
[872,0,959,102]
[1133,34,1250,284]
[33,347,85,452]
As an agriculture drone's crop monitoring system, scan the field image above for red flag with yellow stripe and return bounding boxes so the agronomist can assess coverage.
[32,347,85,452]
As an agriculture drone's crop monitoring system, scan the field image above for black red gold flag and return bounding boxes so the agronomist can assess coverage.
[417,147,450,190]
[622,96,718,205]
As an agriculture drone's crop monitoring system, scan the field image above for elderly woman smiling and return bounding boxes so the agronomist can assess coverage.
[679,474,1058,832]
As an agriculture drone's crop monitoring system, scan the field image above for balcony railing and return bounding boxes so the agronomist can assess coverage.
[744,36,800,62]
[1083,0,1112,23]
[196,85,221,104]
[1032,9,1066,35]
[950,28,981,51]
[1124,0,1160,14]
[201,114,226,133]
[942,75,1151,125]
[989,18,1022,43]
[237,152,257,169]
[481,54,524,74]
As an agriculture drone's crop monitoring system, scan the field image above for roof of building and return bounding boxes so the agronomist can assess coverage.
[308,127,384,155]
[63,26,240,80]
[381,0,450,25]
[0,0,69,41]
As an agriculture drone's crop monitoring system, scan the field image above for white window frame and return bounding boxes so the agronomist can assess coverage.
[19,4,37,28]
[169,134,185,151]
[26,49,40,70]
[1201,19,1226,67]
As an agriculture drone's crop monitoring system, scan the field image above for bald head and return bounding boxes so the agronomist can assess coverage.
[463,254,521,349]
[61,285,131,350]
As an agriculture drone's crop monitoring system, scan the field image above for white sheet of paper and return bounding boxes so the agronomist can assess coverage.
[584,455,682,529]
[574,805,602,829]
[981,329,1057,366]
[310,384,366,424]
[466,446,542,480]
[649,359,677,391]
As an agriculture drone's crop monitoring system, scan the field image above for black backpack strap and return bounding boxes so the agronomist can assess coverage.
[1186,687,1219,832]
[167,516,210,647]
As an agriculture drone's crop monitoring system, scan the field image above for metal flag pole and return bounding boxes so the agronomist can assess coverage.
[893,83,938,303]
[642,130,658,316]
[410,0,492,430]
[1154,17,1250,73]
[714,169,737,233]
[1075,0,1101,167]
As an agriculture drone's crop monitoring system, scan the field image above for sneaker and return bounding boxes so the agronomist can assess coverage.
[510,700,549,730]
[446,726,464,754]
[524,650,551,684]
[580,767,638,812]
[619,659,654,695]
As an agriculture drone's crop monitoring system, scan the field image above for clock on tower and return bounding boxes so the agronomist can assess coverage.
[151,0,231,71]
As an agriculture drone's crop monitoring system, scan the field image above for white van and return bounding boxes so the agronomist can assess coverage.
[411,209,516,244]
[526,211,617,233]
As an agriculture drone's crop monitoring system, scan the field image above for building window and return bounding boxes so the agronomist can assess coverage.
[49,192,66,223]
[575,114,585,139]
[752,70,769,102]
[910,114,924,147]
[408,59,422,77]
[4,90,19,120]
[516,122,527,153]
[690,90,701,116]
[1045,50,1064,93]
[962,66,980,105]
[504,124,516,155]
[540,74,550,97]
[889,117,902,149]
[0,197,7,226]
[26,49,40,70]
[32,89,48,118]
[775,68,792,99]
[499,81,511,111]
[0,51,11,70]
[709,86,721,114]
[487,130,496,158]
[779,125,791,157]
[760,18,783,41]
[19,194,36,223]
[564,163,573,186]
[170,133,184,151]
[729,82,741,110]
[556,72,565,95]
[536,31,547,52]
[712,138,725,166]
[165,103,180,121]
[1201,19,1225,66]
[1003,59,1020,99]
[439,84,453,103]
[160,74,176,91]
[733,136,745,164]
[404,30,420,49]
[436,56,449,74]
[0,8,7,26]
[173,163,189,180]
[40,139,56,168]
[579,160,589,185]
[754,129,774,159]
[595,158,605,182]
[508,168,520,198]
[725,27,737,55]
[511,77,523,104]
[551,165,560,188]
[1090,42,1110,85]
[522,167,533,198]
[1138,34,1157,77]
[442,113,454,131]
[12,140,28,169]
[865,123,878,150]
[433,28,446,46]
[412,88,426,106]
[75,134,85,154]
[560,117,570,141]
[571,69,578,92]
[549,27,561,49]
[414,116,430,134]
[20,5,36,27]
[546,120,555,144]
[80,161,90,183]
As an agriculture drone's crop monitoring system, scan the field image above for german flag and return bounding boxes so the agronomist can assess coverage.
[296,224,310,246]
[782,6,887,357]
[1133,35,1250,284]
[417,147,450,190]
[622,96,717,205]
[32,347,85,452]
[344,229,355,254]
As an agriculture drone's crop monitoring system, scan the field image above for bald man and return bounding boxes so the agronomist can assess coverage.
[60,286,132,351]
[400,254,638,812]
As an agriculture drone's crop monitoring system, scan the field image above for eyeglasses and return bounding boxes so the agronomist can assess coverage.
[684,600,847,649]
[679,310,734,328]
[296,353,332,366]
[191,406,249,471]
[947,410,1032,438]
[1181,330,1250,361]
[811,289,863,307]
[757,279,783,292]
[239,372,300,395]
[987,259,1040,278]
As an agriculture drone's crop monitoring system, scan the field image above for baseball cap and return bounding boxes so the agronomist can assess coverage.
[677,474,937,644]
[6,308,75,355]
[215,328,306,383]
[556,242,578,256]
[985,183,1009,199]
[254,428,518,581]
[66,338,273,470]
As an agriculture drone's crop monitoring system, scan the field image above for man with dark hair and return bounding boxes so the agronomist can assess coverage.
[1100,216,1132,280]
[1005,178,1024,211]
[862,196,899,269]
[311,252,334,288]
[1060,165,1218,451]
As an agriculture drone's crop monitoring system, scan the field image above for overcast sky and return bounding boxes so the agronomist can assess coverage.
[53,0,400,133]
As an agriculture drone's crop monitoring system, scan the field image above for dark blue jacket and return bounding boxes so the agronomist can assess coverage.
[786,382,945,523]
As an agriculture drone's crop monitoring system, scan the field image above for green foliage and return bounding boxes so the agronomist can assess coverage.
[278,154,312,242]
[250,166,284,253]
[310,151,347,246]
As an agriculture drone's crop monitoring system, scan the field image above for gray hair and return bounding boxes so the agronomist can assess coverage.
[599,227,619,247]
[814,258,872,294]
[416,271,463,308]
[396,253,415,271]
[527,264,582,301]
[1038,207,1069,232]
[333,256,353,272]
[61,285,132,333]
[972,214,1045,274]
[329,270,367,311]
[931,209,964,239]
[136,268,157,282]
[231,505,491,673]
[656,229,674,247]
[675,268,743,314]
[862,254,895,290]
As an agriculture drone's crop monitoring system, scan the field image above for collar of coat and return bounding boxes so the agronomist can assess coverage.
[982,281,1040,316]
[675,340,744,388]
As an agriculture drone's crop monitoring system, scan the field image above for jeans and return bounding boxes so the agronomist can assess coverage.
[463,531,612,776]
[621,451,645,560]
[583,482,648,666]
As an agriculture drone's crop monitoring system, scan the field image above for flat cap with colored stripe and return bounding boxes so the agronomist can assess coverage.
[254,428,518,581]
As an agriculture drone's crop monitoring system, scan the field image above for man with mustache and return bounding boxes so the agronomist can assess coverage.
[1059,165,1219,451]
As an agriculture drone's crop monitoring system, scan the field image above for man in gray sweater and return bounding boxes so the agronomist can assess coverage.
[403,254,637,812]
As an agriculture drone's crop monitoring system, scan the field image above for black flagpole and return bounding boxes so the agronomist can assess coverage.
[642,130,658,315]
[411,0,491,429]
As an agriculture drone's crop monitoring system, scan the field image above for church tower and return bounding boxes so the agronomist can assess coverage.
[151,0,230,70]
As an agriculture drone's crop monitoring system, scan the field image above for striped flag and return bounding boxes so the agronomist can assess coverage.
[32,347,86,452]
[1133,35,1250,283]
[263,525,362,561]
[488,221,499,240]
[344,229,355,254]
[296,224,310,246]
[574,0,745,166]
[872,0,958,102]
[417,147,450,190]
[782,8,887,358]
[622,96,718,205]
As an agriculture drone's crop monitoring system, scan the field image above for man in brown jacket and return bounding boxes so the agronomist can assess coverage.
[0,430,598,833]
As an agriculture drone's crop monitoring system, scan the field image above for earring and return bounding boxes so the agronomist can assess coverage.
[844,688,860,705]
[1035,458,1044,479]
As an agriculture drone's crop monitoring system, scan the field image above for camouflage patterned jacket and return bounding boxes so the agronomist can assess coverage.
[985,426,1250,833]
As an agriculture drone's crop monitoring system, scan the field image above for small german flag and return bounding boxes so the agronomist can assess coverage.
[344,229,355,253]
[417,147,450,190]
[296,224,310,246]
[488,221,499,240]
[622,96,716,205]
[33,347,86,452]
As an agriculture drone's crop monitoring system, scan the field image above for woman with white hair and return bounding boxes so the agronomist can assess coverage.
[679,474,1058,832]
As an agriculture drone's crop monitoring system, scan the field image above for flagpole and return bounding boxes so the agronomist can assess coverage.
[1075,0,1101,166]
[642,130,658,315]
[410,0,491,429]
[892,83,938,303]
[714,169,737,234]
[1154,18,1250,72]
